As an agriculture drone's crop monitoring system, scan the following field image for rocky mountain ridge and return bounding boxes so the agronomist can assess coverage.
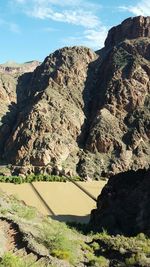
[0,60,40,74]
[0,16,149,178]
[105,16,150,49]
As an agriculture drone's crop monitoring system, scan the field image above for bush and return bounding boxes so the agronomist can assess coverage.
[37,219,79,265]
[0,176,23,184]
[51,249,70,261]
[88,254,109,267]
[125,255,136,266]
[0,174,72,183]
[92,256,109,267]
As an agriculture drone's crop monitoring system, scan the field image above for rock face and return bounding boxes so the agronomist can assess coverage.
[105,16,150,49]
[0,72,17,156]
[81,36,150,178]
[90,168,150,235]
[3,47,97,175]
[0,61,39,158]
[0,16,150,178]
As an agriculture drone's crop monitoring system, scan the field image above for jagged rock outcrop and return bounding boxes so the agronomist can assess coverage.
[3,47,97,175]
[105,16,150,49]
[0,16,150,178]
[90,168,150,235]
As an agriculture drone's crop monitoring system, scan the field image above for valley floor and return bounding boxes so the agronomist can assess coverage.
[0,181,106,223]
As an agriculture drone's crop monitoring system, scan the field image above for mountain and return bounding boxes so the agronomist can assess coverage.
[0,16,150,178]
[0,60,40,74]
[0,61,40,164]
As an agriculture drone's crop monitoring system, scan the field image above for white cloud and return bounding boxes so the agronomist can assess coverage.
[17,0,101,10]
[120,0,150,16]
[28,7,100,28]
[11,0,108,49]
[84,27,108,48]
[14,0,101,29]
[62,26,108,50]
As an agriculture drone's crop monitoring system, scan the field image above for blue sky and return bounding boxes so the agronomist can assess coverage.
[0,0,149,63]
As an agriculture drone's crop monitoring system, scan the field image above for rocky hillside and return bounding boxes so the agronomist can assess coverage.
[0,189,87,266]
[0,61,40,74]
[0,16,150,178]
[1,189,150,267]
[90,168,150,236]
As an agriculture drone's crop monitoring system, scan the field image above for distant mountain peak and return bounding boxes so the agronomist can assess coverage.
[0,60,40,74]
[105,16,150,49]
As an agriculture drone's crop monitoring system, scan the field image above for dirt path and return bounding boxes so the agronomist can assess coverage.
[0,218,50,265]
[0,218,29,253]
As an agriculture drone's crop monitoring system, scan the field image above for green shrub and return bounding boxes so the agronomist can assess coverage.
[88,255,109,267]
[125,254,137,266]
[0,176,23,184]
[51,249,70,261]
[0,173,82,183]
[37,220,79,265]
[92,256,109,267]
[91,241,100,251]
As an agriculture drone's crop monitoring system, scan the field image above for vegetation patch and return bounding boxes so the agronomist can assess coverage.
[36,218,81,265]
[0,174,81,184]
[86,231,150,267]
[0,252,52,267]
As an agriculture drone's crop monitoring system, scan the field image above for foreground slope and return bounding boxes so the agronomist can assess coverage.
[1,190,150,267]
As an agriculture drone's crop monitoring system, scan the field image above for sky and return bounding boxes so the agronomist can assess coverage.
[0,0,150,63]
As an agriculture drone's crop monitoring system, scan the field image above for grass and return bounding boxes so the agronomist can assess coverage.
[36,218,81,265]
[11,203,37,220]
[0,252,53,267]
[0,252,24,267]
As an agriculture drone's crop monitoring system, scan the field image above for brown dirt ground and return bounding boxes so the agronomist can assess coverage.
[0,181,106,223]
